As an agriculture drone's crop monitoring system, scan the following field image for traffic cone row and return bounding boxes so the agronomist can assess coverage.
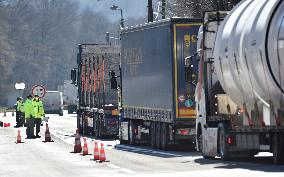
[72,129,109,162]
[92,141,108,162]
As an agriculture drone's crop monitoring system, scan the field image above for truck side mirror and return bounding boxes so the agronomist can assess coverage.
[109,70,117,89]
[71,69,77,84]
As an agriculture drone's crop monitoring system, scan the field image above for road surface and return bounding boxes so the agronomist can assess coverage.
[0,111,284,177]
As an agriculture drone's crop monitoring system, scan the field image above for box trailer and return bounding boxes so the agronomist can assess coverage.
[119,18,202,149]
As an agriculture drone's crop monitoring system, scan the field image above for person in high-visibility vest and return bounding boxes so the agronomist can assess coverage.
[17,97,25,127]
[33,95,45,138]
[24,95,35,138]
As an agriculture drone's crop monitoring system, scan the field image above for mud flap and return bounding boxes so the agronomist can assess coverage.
[120,122,129,141]
[202,127,219,157]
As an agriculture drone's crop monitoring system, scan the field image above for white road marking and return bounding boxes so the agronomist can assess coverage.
[107,164,120,169]
[117,144,185,157]
[119,168,136,174]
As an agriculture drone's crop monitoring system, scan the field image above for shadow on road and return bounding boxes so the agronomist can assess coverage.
[114,144,200,158]
[194,156,284,172]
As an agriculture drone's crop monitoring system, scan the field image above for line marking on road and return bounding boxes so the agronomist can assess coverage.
[107,164,120,169]
[119,168,136,174]
[116,145,183,157]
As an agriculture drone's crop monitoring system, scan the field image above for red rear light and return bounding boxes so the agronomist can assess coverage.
[180,130,189,135]
[227,136,233,145]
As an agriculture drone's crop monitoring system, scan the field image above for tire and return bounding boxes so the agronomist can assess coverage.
[129,120,135,146]
[198,133,203,152]
[155,122,161,149]
[218,123,230,161]
[94,115,101,138]
[161,122,169,150]
[150,122,156,148]
[68,109,72,114]
[272,133,284,165]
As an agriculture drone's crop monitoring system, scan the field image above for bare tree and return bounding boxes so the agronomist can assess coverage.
[154,0,241,18]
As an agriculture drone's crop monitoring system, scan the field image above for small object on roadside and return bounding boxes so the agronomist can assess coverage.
[93,141,100,161]
[73,129,82,153]
[99,143,109,163]
[43,123,53,142]
[16,130,23,144]
[82,137,88,156]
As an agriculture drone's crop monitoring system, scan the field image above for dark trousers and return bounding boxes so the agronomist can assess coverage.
[15,111,20,127]
[18,112,25,127]
[26,118,35,138]
[35,119,42,136]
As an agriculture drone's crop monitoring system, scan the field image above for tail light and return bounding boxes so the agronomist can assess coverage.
[227,136,233,145]
[134,128,138,135]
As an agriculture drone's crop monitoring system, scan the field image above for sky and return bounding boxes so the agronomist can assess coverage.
[78,0,148,22]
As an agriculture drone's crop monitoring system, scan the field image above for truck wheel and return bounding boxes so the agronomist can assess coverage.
[197,133,202,152]
[68,108,73,114]
[161,123,168,150]
[59,110,63,116]
[272,133,284,165]
[129,120,135,146]
[155,122,161,149]
[150,122,156,148]
[218,123,230,161]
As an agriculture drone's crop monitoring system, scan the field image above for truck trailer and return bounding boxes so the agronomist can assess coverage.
[119,18,202,150]
[71,44,120,138]
[196,0,284,164]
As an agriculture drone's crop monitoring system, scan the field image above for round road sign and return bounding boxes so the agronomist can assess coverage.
[32,85,46,98]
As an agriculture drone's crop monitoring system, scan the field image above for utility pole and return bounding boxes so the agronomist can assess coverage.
[148,0,153,22]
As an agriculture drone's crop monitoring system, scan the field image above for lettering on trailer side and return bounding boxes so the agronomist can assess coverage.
[125,48,143,76]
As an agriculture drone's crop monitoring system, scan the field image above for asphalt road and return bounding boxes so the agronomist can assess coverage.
[0,111,284,177]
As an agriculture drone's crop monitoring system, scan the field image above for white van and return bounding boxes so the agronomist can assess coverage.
[41,91,64,116]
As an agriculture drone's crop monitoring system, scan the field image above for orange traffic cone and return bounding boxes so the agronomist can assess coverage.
[3,112,6,117]
[16,130,22,143]
[93,141,100,161]
[82,138,88,156]
[99,143,107,162]
[73,129,82,153]
[43,123,53,142]
[4,123,10,127]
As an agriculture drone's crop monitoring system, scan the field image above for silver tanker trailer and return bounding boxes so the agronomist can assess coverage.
[195,0,284,164]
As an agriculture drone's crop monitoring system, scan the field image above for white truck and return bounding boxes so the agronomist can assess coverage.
[195,0,284,164]
[62,80,77,114]
[41,91,64,116]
